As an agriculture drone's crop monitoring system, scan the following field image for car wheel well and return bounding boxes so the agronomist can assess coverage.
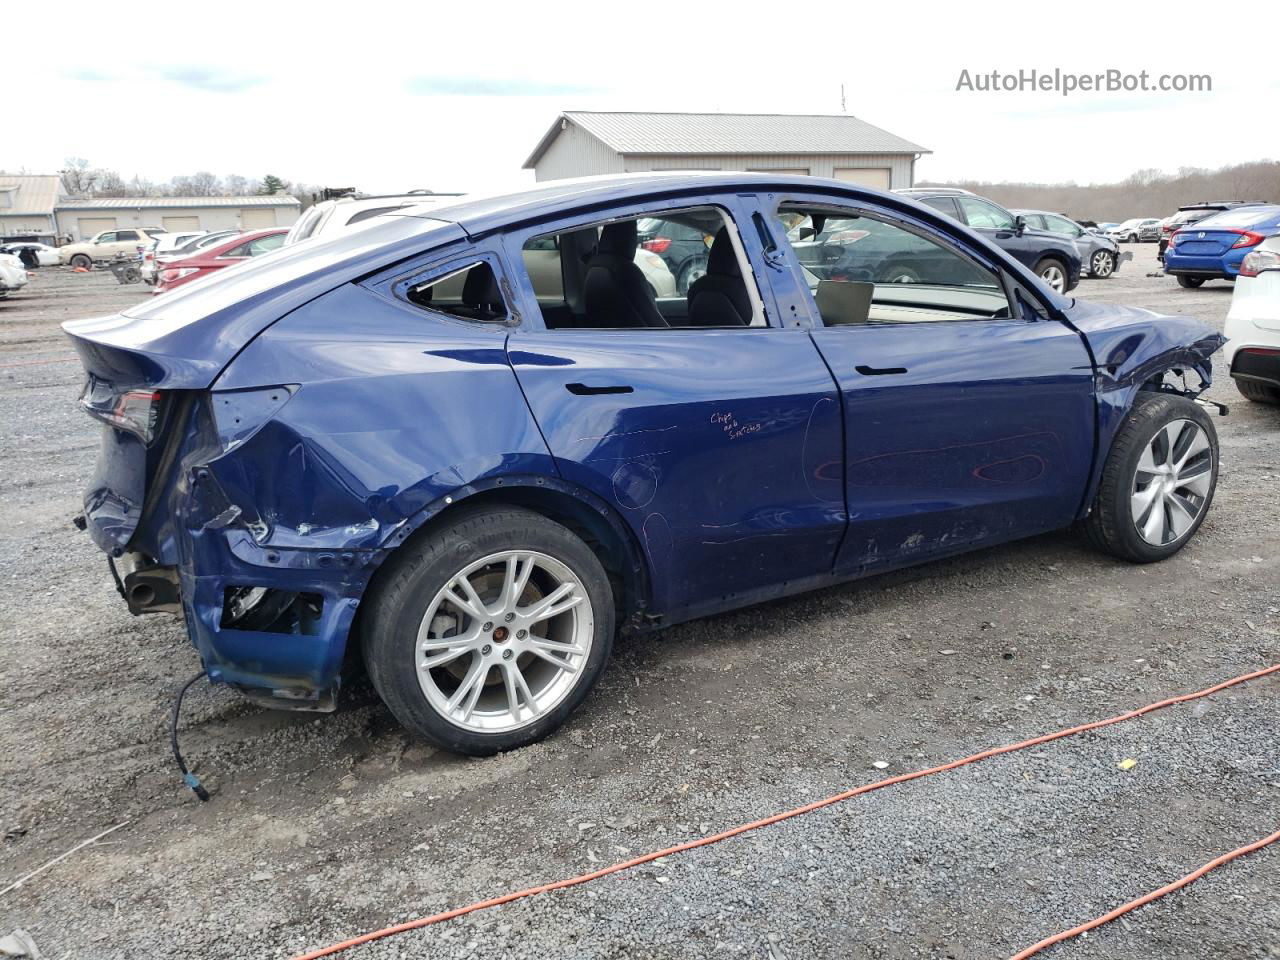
[361,484,650,639]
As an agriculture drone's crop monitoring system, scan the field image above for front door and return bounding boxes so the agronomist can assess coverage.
[770,199,1096,577]
[502,201,845,618]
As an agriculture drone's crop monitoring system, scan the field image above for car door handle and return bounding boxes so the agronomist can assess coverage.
[855,364,908,376]
[565,382,634,396]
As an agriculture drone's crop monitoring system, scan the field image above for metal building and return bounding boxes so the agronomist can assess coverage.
[524,111,929,189]
[53,195,302,242]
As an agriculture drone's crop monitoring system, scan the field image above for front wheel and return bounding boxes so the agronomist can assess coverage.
[70,254,91,270]
[1090,251,1116,278]
[1084,392,1218,563]
[677,256,708,296]
[1034,258,1068,293]
[361,506,614,755]
[1177,275,1205,289]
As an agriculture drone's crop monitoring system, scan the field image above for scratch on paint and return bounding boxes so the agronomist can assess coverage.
[573,425,678,444]
[711,411,762,441]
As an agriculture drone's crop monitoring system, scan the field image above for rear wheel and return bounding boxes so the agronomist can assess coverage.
[361,506,614,755]
[1084,392,1218,563]
[70,254,91,270]
[1090,251,1115,278]
[1177,275,1205,288]
[1034,258,1068,293]
[1236,378,1280,405]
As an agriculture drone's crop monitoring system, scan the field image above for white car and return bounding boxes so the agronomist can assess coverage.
[140,231,209,283]
[1224,236,1280,405]
[1106,218,1162,243]
[0,242,59,267]
[0,252,29,299]
[284,193,464,246]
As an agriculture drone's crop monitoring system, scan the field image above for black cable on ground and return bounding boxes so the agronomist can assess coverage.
[170,671,210,801]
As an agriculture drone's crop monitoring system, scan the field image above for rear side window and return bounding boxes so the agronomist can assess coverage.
[405,260,508,323]
[920,196,960,219]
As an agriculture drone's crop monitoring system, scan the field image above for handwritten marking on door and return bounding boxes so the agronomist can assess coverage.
[711,411,762,440]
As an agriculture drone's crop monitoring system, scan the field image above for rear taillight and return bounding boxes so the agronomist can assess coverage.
[79,378,161,442]
[641,237,672,254]
[1231,231,1265,249]
[1168,232,1182,246]
[160,267,198,283]
[1238,249,1280,277]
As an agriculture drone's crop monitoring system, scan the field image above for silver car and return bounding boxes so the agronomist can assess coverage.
[1016,209,1131,279]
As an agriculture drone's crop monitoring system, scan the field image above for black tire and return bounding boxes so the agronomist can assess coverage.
[1034,257,1068,293]
[1089,251,1115,279]
[880,264,921,284]
[361,505,614,756]
[1083,392,1218,563]
[1236,378,1280,405]
[677,256,708,296]
[1176,275,1205,288]
[70,254,91,270]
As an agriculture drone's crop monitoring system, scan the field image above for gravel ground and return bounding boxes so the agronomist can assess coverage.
[0,252,1277,959]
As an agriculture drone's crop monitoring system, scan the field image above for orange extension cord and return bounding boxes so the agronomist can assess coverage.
[292,663,1280,960]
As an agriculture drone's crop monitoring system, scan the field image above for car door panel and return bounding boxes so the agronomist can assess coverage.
[810,319,1095,575]
[508,330,845,614]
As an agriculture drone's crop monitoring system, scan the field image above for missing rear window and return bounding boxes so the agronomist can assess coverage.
[405,260,508,323]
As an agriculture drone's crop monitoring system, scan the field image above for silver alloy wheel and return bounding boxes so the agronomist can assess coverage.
[1039,263,1067,292]
[1091,251,1114,278]
[1131,418,1213,546]
[886,268,920,283]
[679,259,707,294]
[415,550,593,734]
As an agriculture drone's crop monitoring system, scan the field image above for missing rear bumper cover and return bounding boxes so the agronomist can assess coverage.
[221,586,324,635]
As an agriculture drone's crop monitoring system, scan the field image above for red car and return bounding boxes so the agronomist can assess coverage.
[153,229,288,294]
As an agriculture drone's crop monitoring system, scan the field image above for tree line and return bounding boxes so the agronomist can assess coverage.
[54,159,315,206]
[922,160,1280,222]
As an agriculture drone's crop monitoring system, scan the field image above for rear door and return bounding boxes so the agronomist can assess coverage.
[762,195,1096,577]
[500,198,845,618]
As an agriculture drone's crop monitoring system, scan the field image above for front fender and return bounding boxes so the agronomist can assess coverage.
[1061,297,1225,518]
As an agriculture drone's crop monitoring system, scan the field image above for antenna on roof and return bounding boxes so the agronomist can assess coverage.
[840,84,846,114]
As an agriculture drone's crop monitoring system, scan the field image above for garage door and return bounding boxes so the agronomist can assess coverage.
[77,217,116,238]
[748,167,810,176]
[240,209,277,229]
[833,168,892,189]
[162,216,200,232]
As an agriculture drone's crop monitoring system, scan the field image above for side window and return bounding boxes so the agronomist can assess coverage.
[920,196,960,220]
[248,234,285,256]
[404,260,508,323]
[957,198,1015,230]
[518,206,765,330]
[1023,214,1047,231]
[116,230,139,241]
[220,242,251,258]
[1044,215,1079,236]
[776,204,1011,325]
[95,232,116,244]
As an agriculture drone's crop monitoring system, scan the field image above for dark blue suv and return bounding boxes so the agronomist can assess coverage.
[65,173,1221,756]
[896,188,1082,293]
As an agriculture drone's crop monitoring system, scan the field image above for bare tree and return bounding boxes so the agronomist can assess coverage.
[59,157,96,196]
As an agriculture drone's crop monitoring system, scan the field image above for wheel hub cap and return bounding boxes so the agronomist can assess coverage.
[1130,418,1212,546]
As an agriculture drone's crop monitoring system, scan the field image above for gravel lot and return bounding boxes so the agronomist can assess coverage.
[1,251,1277,959]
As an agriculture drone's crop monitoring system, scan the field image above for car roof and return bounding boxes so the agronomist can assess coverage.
[387,172,946,238]
[893,187,975,197]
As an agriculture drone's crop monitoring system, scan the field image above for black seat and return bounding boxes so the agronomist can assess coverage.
[583,221,667,328]
[461,262,506,322]
[687,228,752,326]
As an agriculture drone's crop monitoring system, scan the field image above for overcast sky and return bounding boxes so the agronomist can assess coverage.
[8,1,1277,194]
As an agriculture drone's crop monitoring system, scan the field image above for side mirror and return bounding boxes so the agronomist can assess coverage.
[1014,215,1027,237]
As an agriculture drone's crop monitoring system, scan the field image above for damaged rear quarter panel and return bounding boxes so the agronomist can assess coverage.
[1063,297,1225,517]
[183,281,558,692]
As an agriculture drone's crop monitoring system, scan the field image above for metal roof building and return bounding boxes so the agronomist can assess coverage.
[524,111,930,190]
[0,175,65,243]
[54,194,302,241]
